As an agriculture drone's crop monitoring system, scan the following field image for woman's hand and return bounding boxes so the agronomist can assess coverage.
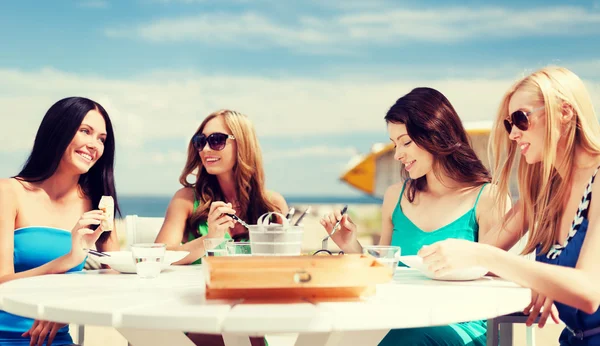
[22,320,67,346]
[523,290,560,327]
[418,239,484,277]
[69,210,106,264]
[320,209,358,251]
[207,202,236,238]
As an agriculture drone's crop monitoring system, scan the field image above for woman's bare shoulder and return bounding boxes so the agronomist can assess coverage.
[173,187,195,200]
[0,178,30,198]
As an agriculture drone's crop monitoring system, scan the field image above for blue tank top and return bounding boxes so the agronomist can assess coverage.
[391,181,487,258]
[0,227,85,345]
[536,166,600,346]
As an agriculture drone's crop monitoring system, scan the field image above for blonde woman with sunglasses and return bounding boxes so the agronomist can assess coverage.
[155,110,288,346]
[156,109,288,264]
[420,66,600,345]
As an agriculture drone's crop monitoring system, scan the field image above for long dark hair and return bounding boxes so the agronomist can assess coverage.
[15,97,120,217]
[385,87,491,202]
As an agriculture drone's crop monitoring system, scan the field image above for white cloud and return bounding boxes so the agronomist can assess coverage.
[148,150,187,164]
[78,0,109,8]
[104,6,600,52]
[2,65,600,155]
[339,7,600,41]
[265,146,357,160]
[105,12,333,53]
[2,65,600,195]
[150,0,205,3]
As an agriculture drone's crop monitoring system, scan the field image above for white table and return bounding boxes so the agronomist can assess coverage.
[0,266,530,346]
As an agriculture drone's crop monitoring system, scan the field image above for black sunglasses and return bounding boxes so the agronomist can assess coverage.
[192,132,235,151]
[503,106,545,134]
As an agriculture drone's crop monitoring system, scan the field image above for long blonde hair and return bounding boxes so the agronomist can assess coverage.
[490,66,600,255]
[179,109,279,236]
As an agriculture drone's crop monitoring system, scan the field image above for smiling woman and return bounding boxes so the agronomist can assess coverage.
[320,87,513,346]
[0,97,121,346]
[154,109,288,346]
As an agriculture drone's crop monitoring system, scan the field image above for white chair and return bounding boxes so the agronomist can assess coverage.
[486,235,537,346]
[68,323,85,345]
[124,215,165,249]
[125,215,166,346]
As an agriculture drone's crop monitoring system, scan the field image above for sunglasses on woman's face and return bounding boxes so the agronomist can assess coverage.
[192,132,235,151]
[503,106,545,134]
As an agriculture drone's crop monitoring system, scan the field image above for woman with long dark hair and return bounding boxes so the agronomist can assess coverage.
[0,97,120,346]
[321,87,509,345]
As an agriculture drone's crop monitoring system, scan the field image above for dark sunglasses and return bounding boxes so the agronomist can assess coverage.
[192,132,235,151]
[503,106,545,134]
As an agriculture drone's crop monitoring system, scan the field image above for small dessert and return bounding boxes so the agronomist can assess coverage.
[99,196,114,231]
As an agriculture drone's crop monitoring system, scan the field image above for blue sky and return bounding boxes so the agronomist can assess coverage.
[1,0,600,198]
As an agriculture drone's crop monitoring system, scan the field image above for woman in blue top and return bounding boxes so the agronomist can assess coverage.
[0,97,121,346]
[422,66,600,345]
[321,87,511,345]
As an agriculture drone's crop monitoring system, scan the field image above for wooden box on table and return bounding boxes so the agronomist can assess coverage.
[203,254,393,300]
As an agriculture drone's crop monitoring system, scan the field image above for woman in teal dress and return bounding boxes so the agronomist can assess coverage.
[155,109,288,346]
[321,87,511,346]
[0,97,121,345]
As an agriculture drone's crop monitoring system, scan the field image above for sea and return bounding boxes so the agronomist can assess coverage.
[117,195,382,217]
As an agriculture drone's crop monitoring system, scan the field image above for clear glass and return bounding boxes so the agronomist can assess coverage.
[131,243,166,278]
[248,224,303,256]
[226,242,252,256]
[363,245,401,273]
[203,238,232,257]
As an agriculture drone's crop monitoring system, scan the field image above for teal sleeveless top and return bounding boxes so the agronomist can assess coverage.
[381,181,489,346]
[0,227,85,345]
[391,181,487,259]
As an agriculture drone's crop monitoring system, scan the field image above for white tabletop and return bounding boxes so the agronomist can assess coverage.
[0,266,530,346]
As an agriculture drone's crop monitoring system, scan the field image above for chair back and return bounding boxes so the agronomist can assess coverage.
[124,215,165,249]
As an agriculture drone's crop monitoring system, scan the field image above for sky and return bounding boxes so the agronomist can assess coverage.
[1,0,600,198]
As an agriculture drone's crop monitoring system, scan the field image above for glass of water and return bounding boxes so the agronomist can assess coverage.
[131,243,166,279]
[203,238,232,257]
[226,242,252,256]
[363,245,401,273]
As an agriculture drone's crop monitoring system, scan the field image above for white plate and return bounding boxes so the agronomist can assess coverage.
[398,255,488,281]
[93,250,189,274]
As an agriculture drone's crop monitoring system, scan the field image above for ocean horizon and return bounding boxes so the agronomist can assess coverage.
[116,195,382,218]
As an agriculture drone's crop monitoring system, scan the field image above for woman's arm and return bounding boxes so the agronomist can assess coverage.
[424,182,600,314]
[476,234,600,314]
[0,179,82,285]
[476,185,526,252]
[325,182,400,253]
[267,190,289,216]
[154,188,206,264]
[477,179,600,314]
